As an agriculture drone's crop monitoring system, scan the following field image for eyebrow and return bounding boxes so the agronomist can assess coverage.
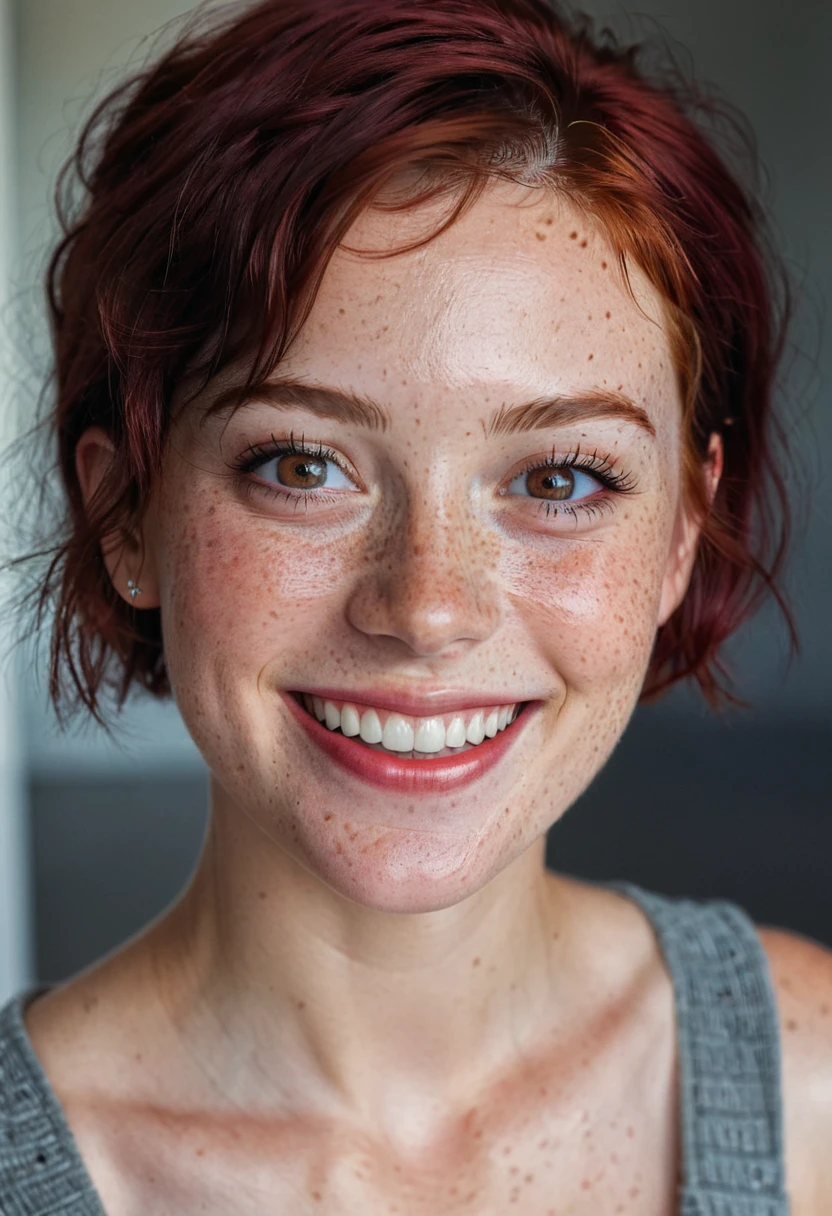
[213,375,657,439]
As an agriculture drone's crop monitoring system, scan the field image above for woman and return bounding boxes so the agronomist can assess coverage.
[1,0,830,1211]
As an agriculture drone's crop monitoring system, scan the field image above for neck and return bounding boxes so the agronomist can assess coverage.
[150,776,575,1147]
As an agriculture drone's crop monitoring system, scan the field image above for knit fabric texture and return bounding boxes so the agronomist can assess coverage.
[0,881,790,1214]
[606,882,790,1216]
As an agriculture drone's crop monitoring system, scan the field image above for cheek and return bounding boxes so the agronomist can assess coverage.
[157,488,364,678]
[503,522,668,690]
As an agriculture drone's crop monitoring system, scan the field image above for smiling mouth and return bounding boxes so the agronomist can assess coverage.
[290,691,531,761]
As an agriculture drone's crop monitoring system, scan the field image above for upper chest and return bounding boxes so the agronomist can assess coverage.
[72,991,681,1216]
[82,1085,682,1216]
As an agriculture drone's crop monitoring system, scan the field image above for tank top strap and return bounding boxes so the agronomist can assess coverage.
[605,880,790,1216]
[0,989,107,1215]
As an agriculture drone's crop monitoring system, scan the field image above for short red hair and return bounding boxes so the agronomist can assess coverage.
[29,0,795,722]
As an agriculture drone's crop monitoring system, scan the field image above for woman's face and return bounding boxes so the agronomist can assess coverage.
[135,183,709,911]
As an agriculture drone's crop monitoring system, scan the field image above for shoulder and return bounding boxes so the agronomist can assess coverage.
[755,924,832,1214]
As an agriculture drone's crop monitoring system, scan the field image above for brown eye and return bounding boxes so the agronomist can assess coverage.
[525,466,575,500]
[275,454,328,489]
[506,461,608,506]
[242,441,355,500]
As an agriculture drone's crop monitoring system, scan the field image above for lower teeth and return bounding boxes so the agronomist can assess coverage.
[358,738,478,760]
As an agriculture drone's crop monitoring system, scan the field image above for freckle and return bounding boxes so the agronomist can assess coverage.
[587,353,593,360]
[786,1018,798,1031]
[581,1178,592,1190]
[312,1193,322,1201]
[821,1004,830,1016]
[472,957,481,967]
[196,1148,205,1157]
[545,216,553,224]
[579,239,587,247]
[323,814,332,821]
[535,231,546,241]
[524,1174,534,1183]
[601,260,607,268]
[297,1000,306,1010]
[258,890,267,900]
[569,231,577,239]
[134,1052,142,1063]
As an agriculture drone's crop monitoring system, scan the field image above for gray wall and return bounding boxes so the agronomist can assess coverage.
[7,0,831,982]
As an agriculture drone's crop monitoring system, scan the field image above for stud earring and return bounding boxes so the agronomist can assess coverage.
[127,580,143,601]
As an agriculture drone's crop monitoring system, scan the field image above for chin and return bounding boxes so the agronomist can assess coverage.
[285,817,528,915]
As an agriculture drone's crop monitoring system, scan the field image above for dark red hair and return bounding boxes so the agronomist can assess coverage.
[27,0,795,722]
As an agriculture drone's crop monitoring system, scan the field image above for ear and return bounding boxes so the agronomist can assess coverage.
[75,426,161,609]
[657,432,723,628]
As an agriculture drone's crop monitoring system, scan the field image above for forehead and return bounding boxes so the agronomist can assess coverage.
[285,182,678,416]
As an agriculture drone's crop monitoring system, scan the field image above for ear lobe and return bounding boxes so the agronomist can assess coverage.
[656,432,723,628]
[74,426,161,609]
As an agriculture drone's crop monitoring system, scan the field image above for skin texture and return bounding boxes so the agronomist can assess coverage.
[25,182,832,1214]
[106,183,708,913]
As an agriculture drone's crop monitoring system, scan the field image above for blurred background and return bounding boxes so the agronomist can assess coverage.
[0,0,829,1003]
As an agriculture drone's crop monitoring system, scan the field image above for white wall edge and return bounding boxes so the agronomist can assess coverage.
[0,0,33,1002]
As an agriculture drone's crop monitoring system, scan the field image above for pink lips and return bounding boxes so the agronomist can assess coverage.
[281,691,538,795]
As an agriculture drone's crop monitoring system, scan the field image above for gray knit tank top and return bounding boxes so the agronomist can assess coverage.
[0,881,791,1215]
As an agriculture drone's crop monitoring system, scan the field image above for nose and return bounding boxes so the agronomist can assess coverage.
[344,487,502,658]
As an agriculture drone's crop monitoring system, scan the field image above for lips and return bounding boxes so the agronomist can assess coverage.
[282,690,540,795]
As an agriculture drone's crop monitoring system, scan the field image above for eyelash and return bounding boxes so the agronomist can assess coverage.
[234,431,638,522]
[510,446,637,522]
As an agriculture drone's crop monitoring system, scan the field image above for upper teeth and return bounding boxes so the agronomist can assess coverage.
[300,695,521,753]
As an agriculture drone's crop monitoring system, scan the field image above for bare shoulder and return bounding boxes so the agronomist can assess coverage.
[756,924,832,1214]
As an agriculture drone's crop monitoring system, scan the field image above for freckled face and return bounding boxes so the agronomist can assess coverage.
[144,183,694,912]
